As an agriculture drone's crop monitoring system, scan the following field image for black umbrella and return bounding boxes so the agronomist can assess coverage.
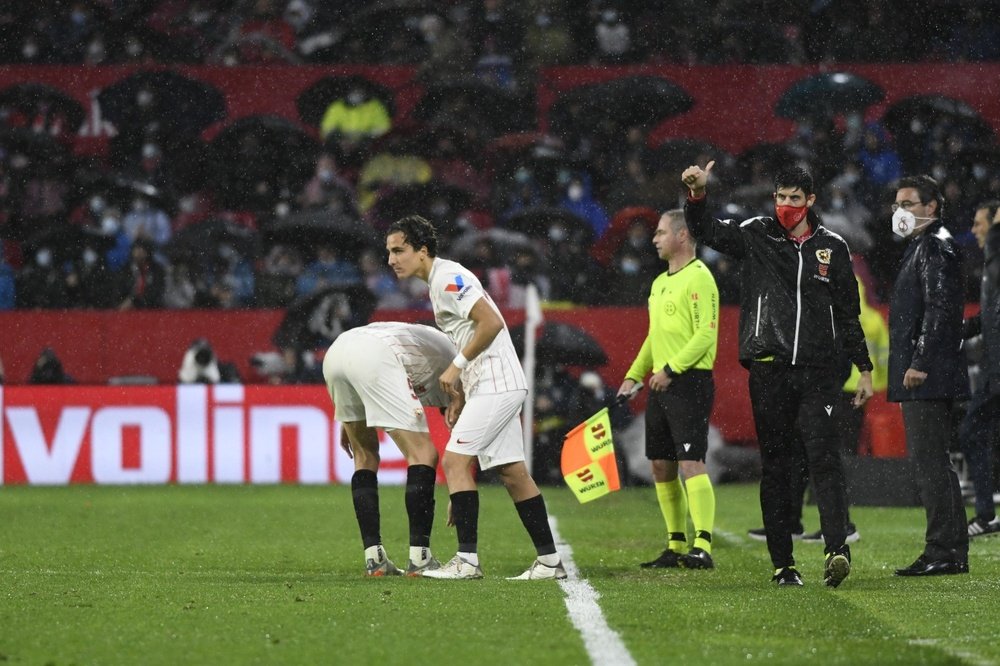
[69,168,171,212]
[370,182,475,231]
[645,138,730,175]
[775,72,884,119]
[412,78,530,135]
[548,75,694,136]
[25,223,116,264]
[272,284,376,351]
[265,210,380,254]
[296,75,397,128]
[209,115,321,209]
[166,218,261,262]
[97,69,226,137]
[505,207,594,244]
[510,321,608,367]
[0,83,85,135]
[882,94,994,140]
[450,228,542,266]
[339,1,443,61]
[372,123,483,162]
[0,127,73,176]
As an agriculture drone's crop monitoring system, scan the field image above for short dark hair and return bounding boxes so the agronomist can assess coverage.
[976,199,1000,221]
[897,175,945,217]
[773,166,814,196]
[388,215,438,257]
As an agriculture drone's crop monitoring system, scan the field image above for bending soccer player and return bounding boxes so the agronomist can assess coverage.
[323,321,464,577]
[618,209,720,570]
[386,214,566,580]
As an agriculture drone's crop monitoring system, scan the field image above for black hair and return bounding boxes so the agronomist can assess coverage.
[387,215,438,257]
[975,199,1000,221]
[897,175,945,217]
[773,166,814,196]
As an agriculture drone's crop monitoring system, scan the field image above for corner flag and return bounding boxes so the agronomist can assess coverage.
[560,407,621,503]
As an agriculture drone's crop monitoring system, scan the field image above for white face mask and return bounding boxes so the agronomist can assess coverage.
[892,207,935,238]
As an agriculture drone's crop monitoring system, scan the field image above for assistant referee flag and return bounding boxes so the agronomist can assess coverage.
[561,407,621,503]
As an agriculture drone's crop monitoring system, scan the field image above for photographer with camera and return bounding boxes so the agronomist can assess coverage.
[178,338,241,384]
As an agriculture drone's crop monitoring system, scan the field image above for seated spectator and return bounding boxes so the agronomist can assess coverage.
[119,239,166,309]
[358,248,408,309]
[122,194,172,247]
[558,173,610,239]
[64,244,126,309]
[294,244,361,297]
[16,246,68,308]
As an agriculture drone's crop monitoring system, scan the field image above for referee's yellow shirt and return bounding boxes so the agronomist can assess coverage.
[626,258,719,382]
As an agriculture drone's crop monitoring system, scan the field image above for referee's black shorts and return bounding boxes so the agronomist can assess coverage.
[644,369,714,462]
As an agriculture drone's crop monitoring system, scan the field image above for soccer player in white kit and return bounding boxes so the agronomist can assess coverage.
[323,322,465,577]
[385,215,567,580]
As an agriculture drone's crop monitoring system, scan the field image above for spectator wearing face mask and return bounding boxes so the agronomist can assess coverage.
[122,195,172,247]
[558,173,610,239]
[16,246,68,308]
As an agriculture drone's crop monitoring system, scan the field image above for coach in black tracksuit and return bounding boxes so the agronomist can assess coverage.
[682,162,873,586]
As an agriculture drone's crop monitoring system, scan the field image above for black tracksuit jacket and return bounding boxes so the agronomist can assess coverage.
[685,195,873,374]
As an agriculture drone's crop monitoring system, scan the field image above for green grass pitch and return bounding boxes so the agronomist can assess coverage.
[2,482,999,665]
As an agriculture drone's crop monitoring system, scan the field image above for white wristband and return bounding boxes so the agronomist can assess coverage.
[453,353,469,370]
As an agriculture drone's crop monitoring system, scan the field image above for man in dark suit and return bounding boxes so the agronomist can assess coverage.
[888,175,970,576]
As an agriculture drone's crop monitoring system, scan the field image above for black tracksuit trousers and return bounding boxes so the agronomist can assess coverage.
[749,362,849,569]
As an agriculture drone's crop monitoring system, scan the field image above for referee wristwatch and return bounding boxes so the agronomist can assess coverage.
[664,365,679,379]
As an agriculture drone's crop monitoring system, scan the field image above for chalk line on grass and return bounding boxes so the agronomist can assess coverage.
[549,516,637,666]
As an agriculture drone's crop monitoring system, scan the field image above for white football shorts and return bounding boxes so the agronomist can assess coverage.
[323,334,429,432]
[447,389,528,470]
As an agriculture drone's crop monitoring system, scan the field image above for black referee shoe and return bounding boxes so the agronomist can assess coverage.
[640,549,681,568]
[681,547,715,569]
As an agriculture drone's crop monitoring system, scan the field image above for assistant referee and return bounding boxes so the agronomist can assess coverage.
[618,209,719,570]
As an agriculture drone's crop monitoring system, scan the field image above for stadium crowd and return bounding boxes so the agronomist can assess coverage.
[2,0,999,320]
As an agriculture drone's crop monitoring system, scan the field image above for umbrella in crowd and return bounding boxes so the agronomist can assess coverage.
[24,222,116,264]
[265,210,380,255]
[505,206,595,245]
[97,69,226,137]
[882,94,995,141]
[775,72,884,120]
[165,218,261,262]
[510,321,609,367]
[208,115,320,210]
[70,167,171,212]
[338,1,444,61]
[449,227,542,266]
[272,284,376,351]
[548,75,694,136]
[296,74,397,127]
[645,137,731,176]
[411,78,531,136]
[0,83,85,135]
[0,127,73,176]
[369,181,475,232]
[373,123,483,163]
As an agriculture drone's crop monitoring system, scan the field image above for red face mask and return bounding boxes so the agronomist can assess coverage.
[774,204,809,231]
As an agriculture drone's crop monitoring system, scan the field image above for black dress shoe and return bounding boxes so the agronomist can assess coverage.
[894,555,969,576]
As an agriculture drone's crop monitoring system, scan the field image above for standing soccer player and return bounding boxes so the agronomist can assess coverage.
[323,321,464,577]
[618,210,719,570]
[385,215,566,580]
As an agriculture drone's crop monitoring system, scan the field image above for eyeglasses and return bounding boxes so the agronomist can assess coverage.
[891,200,923,212]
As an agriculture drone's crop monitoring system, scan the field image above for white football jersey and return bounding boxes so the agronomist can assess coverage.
[358,322,456,407]
[427,257,527,396]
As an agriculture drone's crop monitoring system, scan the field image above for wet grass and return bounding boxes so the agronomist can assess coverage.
[2,483,997,665]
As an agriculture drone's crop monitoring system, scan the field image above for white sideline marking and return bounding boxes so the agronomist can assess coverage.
[550,516,637,666]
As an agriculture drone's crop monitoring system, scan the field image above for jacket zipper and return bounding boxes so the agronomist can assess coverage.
[755,295,762,337]
[829,305,836,341]
[792,245,803,364]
